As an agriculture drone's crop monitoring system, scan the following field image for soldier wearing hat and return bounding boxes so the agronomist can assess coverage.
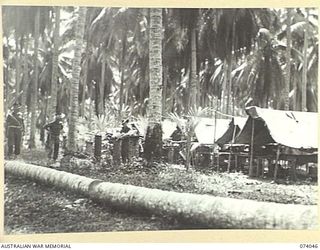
[5,103,24,159]
[43,113,64,161]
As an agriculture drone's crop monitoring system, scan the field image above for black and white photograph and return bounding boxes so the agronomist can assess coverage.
[2,5,318,235]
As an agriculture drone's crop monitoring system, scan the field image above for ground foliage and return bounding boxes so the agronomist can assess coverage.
[4,174,183,234]
[20,149,318,205]
[4,149,317,234]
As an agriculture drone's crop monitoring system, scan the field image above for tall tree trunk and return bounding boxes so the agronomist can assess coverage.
[189,25,197,110]
[98,49,106,116]
[80,10,94,117]
[144,8,163,162]
[21,35,29,118]
[226,56,232,114]
[88,81,93,130]
[15,29,21,101]
[29,7,40,149]
[4,36,10,115]
[221,59,228,114]
[162,65,168,117]
[284,8,292,111]
[226,21,236,115]
[301,8,309,112]
[68,7,87,152]
[21,34,29,142]
[119,32,126,119]
[48,6,60,121]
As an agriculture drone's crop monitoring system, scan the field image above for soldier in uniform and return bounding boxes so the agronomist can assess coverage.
[120,119,130,163]
[43,113,64,161]
[5,103,24,159]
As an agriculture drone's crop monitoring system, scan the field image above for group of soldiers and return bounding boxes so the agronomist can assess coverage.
[5,102,139,163]
[5,103,64,161]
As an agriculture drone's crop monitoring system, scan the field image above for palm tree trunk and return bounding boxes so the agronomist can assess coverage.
[162,65,168,117]
[226,56,232,114]
[221,59,228,114]
[189,25,197,110]
[48,6,60,120]
[68,7,87,151]
[21,34,30,143]
[144,8,163,162]
[98,50,106,116]
[29,7,40,149]
[226,21,236,115]
[80,65,87,117]
[80,10,94,117]
[4,36,10,115]
[301,9,309,112]
[5,160,318,229]
[119,32,127,119]
[88,82,93,130]
[21,34,29,119]
[284,8,292,111]
[15,29,21,100]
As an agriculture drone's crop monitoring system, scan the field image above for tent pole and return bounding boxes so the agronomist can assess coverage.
[290,157,297,181]
[214,109,218,172]
[249,118,255,177]
[227,121,237,172]
[214,110,217,143]
[273,145,281,182]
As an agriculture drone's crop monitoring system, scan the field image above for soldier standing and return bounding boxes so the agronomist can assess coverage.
[120,119,130,163]
[43,113,63,161]
[5,103,24,159]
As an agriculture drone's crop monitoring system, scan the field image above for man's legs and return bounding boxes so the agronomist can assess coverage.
[48,138,54,159]
[14,132,21,156]
[7,129,14,159]
[8,145,14,159]
[53,138,60,161]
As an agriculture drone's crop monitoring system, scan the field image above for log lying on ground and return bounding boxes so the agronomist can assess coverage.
[5,160,318,229]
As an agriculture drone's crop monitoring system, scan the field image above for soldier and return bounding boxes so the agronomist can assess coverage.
[43,113,64,161]
[170,125,183,141]
[5,103,24,159]
[120,119,130,163]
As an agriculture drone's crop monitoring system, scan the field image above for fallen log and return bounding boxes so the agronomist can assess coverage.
[5,160,318,229]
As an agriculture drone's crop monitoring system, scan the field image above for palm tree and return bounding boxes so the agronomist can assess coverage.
[48,6,61,120]
[144,8,163,162]
[67,7,87,151]
[301,9,309,111]
[189,12,198,109]
[284,8,292,111]
[21,34,30,122]
[87,8,152,118]
[231,29,286,109]
[216,9,258,114]
[278,8,318,111]
[29,7,40,149]
[14,26,21,100]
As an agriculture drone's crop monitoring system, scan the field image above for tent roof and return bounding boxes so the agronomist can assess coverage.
[237,106,318,149]
[194,118,231,144]
[215,117,247,146]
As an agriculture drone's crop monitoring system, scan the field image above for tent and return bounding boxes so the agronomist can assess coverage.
[234,107,318,162]
[215,117,247,147]
[162,119,180,140]
[194,118,231,145]
[235,106,318,149]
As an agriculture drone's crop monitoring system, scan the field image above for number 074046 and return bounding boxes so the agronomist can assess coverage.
[300,244,319,248]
